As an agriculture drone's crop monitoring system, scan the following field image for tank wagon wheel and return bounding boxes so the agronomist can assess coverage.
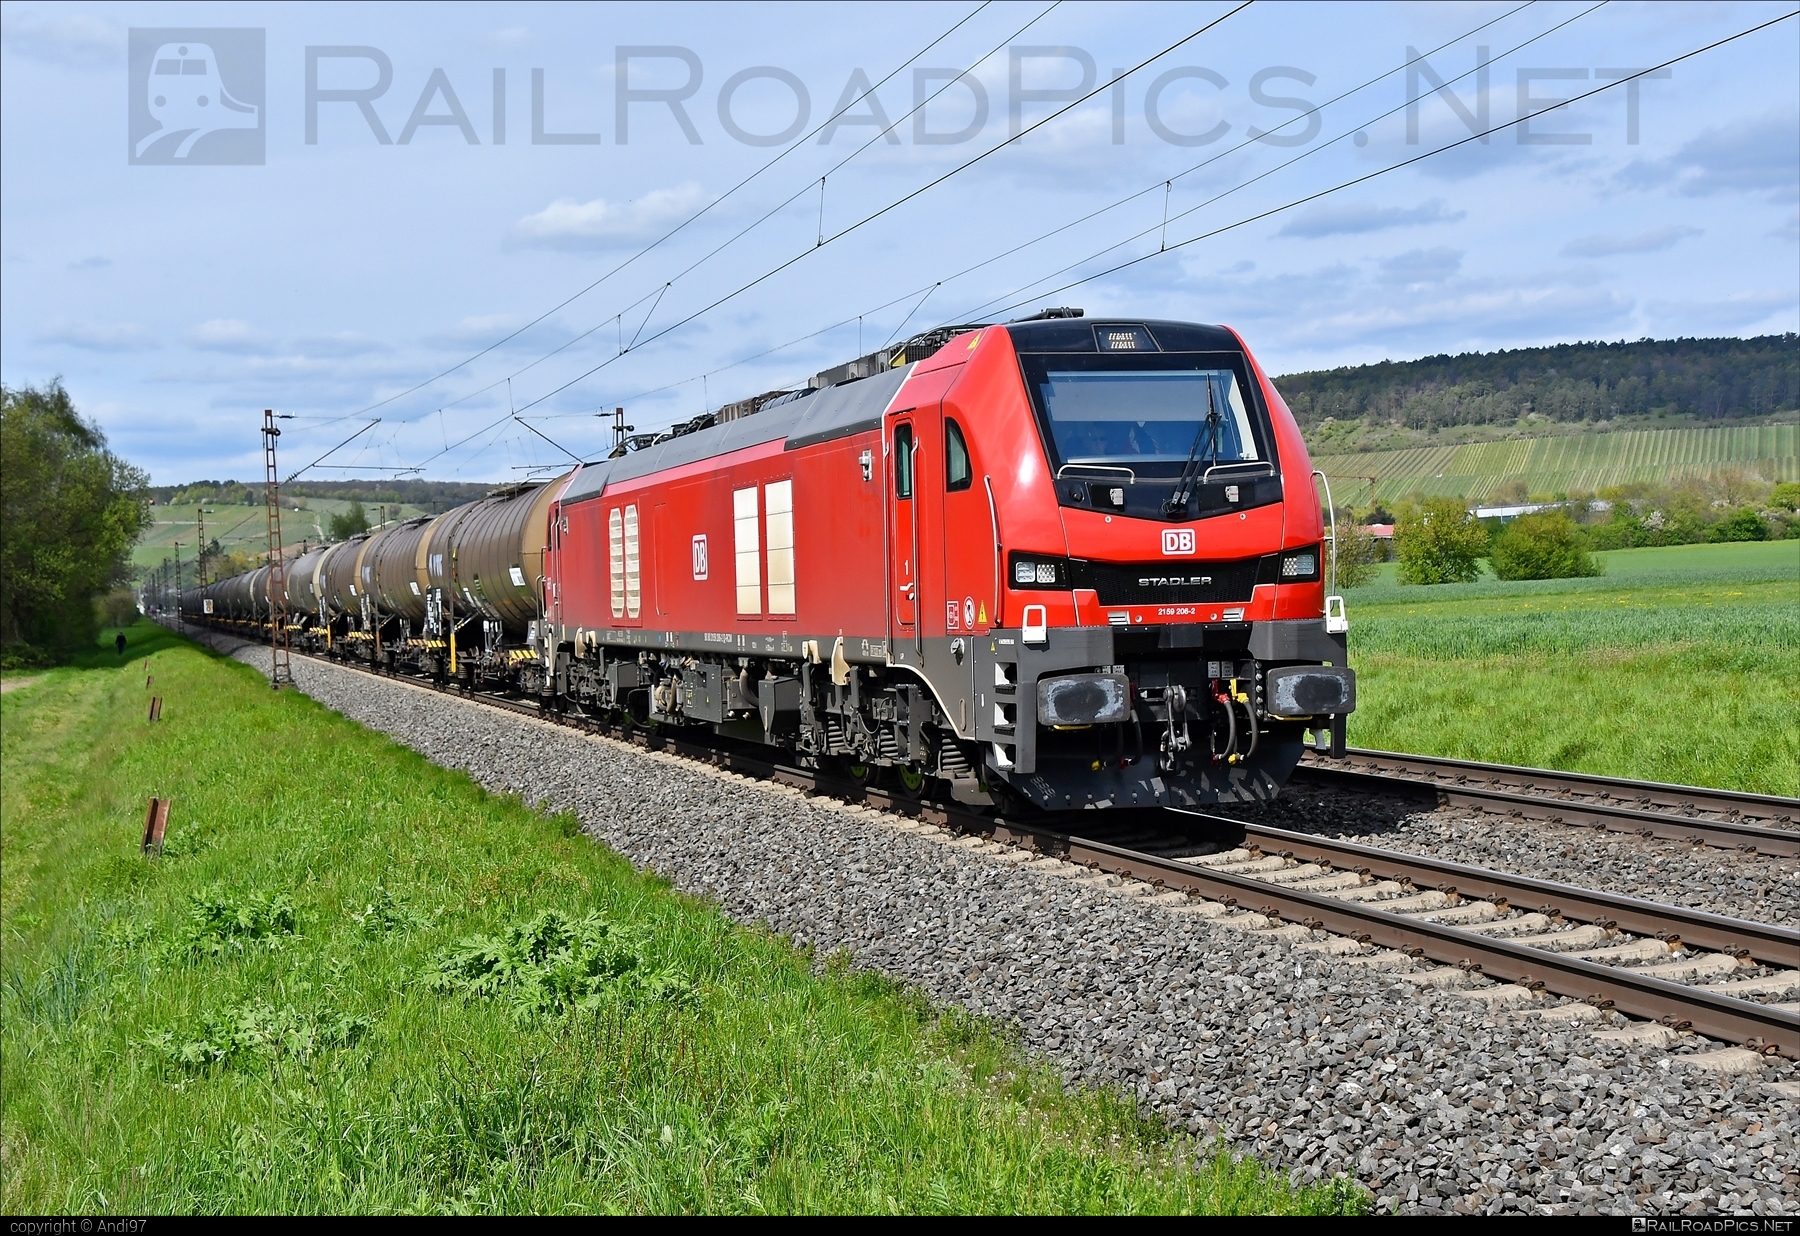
[894,765,927,800]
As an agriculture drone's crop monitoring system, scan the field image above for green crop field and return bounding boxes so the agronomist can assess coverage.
[1314,423,1797,506]
[135,500,433,572]
[1340,540,1800,795]
[0,623,1358,1215]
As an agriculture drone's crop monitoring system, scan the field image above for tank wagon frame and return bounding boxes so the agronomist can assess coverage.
[184,316,1355,813]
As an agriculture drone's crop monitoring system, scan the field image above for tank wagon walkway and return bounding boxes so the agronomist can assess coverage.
[210,636,1800,1217]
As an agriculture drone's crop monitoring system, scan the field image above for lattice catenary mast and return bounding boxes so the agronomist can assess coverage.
[262,409,292,689]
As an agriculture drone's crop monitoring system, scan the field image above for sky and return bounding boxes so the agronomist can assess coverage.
[2,0,1796,484]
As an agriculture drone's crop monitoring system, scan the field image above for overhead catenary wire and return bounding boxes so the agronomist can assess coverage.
[949,0,1609,322]
[343,1,997,421]
[496,3,1255,424]
[502,0,1546,434]
[973,10,1800,323]
[411,0,1070,425]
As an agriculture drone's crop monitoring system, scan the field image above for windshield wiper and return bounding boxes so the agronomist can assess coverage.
[1163,381,1220,518]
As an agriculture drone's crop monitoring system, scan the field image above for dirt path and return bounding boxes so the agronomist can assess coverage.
[1,676,43,695]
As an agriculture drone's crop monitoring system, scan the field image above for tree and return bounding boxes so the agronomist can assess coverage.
[1,381,149,661]
[1489,511,1603,580]
[1768,482,1800,512]
[1711,508,1768,542]
[1394,497,1487,584]
[327,499,370,541]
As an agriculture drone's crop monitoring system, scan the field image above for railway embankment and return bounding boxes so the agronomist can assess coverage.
[1,624,1355,1215]
[228,636,1800,1217]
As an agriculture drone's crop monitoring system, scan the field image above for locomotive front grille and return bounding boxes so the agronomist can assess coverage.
[1083,558,1263,607]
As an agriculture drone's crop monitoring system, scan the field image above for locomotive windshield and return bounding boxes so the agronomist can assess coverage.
[1020,353,1270,478]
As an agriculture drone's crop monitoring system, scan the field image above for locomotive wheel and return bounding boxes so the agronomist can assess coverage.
[894,765,926,799]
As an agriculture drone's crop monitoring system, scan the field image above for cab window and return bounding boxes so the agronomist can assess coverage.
[944,420,972,491]
[894,424,914,498]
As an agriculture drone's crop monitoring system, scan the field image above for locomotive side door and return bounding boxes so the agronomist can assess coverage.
[886,413,918,653]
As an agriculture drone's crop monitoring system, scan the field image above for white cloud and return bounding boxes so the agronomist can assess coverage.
[1276,197,1465,239]
[67,255,111,270]
[1,11,119,70]
[1616,112,1800,204]
[1560,225,1702,258]
[294,332,390,358]
[188,318,269,353]
[509,184,708,249]
[1377,247,1464,286]
[37,319,154,351]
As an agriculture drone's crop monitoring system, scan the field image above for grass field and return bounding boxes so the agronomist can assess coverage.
[1314,422,1797,506]
[1341,540,1800,795]
[0,622,1357,1215]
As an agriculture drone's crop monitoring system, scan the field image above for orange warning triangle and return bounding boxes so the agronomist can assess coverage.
[977,600,988,625]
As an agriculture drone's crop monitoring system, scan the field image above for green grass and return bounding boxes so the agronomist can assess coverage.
[1314,422,1797,505]
[1,621,1358,1215]
[134,500,433,570]
[1341,541,1800,794]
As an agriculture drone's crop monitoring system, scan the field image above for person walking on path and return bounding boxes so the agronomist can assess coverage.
[115,632,127,656]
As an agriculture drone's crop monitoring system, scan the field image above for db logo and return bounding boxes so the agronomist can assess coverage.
[1161,529,1195,556]
[691,534,708,580]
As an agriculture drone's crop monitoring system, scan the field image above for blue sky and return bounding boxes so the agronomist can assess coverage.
[3,0,1796,483]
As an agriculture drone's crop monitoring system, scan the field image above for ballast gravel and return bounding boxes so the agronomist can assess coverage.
[1216,784,1800,927]
[217,639,1799,1216]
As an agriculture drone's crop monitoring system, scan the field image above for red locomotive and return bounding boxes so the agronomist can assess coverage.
[184,313,1355,811]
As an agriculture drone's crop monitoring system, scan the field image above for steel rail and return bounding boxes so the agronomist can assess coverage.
[1002,828,1800,1058]
[1182,816,1799,966]
[1294,749,1800,859]
[182,626,1799,1057]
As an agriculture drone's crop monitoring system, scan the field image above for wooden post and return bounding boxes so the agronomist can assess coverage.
[142,797,170,854]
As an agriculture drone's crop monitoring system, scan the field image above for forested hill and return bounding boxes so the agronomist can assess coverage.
[1273,335,1798,431]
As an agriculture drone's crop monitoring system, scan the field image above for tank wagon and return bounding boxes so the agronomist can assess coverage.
[184,314,1355,811]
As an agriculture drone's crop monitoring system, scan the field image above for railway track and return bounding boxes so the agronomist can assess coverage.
[1294,747,1800,858]
[194,629,1800,1059]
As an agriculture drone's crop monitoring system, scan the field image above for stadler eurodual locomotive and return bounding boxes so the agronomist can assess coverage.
[183,313,1355,812]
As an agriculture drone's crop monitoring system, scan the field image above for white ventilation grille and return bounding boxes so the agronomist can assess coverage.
[624,504,641,619]
[764,480,794,615]
[608,507,625,619]
[733,486,760,615]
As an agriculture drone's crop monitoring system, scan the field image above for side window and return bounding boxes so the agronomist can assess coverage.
[945,419,972,492]
[894,424,914,498]
[608,508,625,619]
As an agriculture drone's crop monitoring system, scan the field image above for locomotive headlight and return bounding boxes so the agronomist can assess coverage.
[1279,547,1321,582]
[1009,553,1072,589]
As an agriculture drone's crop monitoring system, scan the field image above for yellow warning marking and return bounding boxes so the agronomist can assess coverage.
[978,600,988,624]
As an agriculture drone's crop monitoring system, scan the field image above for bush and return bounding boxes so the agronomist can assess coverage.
[1770,481,1800,512]
[1394,497,1488,584]
[1333,524,1384,589]
[1711,507,1769,542]
[1489,511,1603,580]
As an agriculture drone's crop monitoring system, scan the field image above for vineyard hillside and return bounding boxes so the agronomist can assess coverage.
[1313,423,1797,506]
